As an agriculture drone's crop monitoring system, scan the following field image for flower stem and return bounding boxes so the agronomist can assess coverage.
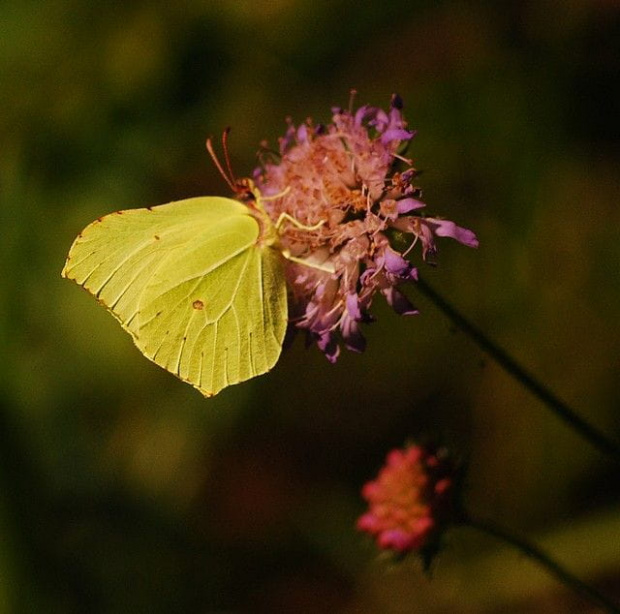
[462,514,620,613]
[416,277,620,461]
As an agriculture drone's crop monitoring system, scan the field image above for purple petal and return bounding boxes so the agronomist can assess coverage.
[426,219,479,248]
[383,287,419,316]
[383,248,417,281]
[384,248,410,276]
[369,109,389,132]
[342,318,366,353]
[399,169,416,183]
[397,198,426,214]
[317,331,340,363]
[346,293,362,320]
[380,128,415,144]
[354,104,373,126]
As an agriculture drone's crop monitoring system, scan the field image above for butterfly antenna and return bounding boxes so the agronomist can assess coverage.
[206,133,236,192]
[221,127,238,187]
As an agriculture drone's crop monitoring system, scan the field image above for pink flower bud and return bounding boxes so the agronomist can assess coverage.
[357,444,457,559]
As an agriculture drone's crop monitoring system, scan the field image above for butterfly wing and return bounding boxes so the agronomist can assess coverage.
[62,196,287,397]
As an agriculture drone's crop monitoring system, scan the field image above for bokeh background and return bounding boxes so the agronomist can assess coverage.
[2,0,620,612]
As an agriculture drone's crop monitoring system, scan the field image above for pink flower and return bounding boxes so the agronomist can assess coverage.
[357,445,456,558]
[254,94,478,361]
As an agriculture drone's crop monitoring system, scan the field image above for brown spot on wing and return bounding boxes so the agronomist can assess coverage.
[193,299,205,310]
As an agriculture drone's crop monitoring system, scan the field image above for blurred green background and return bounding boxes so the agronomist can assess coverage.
[2,0,619,612]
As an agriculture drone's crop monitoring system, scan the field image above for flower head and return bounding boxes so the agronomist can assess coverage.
[254,94,478,361]
[357,444,457,562]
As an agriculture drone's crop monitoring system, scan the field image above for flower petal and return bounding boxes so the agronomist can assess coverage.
[425,218,479,248]
[317,331,340,363]
[383,287,419,316]
[397,198,426,214]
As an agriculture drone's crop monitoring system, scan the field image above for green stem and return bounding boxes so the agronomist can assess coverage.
[463,514,620,613]
[416,277,620,461]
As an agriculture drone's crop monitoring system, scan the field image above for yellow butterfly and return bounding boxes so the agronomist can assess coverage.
[62,135,287,397]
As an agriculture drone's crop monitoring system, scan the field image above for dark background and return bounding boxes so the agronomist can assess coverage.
[1,0,619,611]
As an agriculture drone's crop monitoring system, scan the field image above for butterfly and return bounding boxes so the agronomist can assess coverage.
[62,134,287,397]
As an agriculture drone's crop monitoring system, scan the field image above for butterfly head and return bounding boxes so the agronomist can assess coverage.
[206,131,275,244]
